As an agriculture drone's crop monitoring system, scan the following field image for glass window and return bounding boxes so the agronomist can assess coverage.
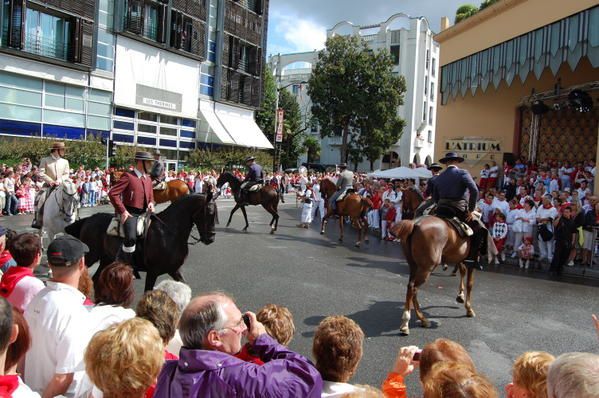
[390,45,400,65]
[181,119,196,128]
[0,72,42,91]
[113,120,134,130]
[137,136,156,145]
[88,102,111,116]
[138,123,157,134]
[87,115,111,130]
[65,97,84,112]
[0,103,42,122]
[160,127,177,136]
[45,81,65,96]
[96,29,115,72]
[430,82,435,101]
[143,3,159,41]
[114,107,135,118]
[89,89,112,103]
[138,111,158,122]
[45,94,65,108]
[44,109,85,127]
[0,87,41,106]
[432,58,436,76]
[160,139,177,147]
[24,7,71,61]
[160,115,177,125]
[113,133,135,143]
[429,106,433,125]
[180,130,195,138]
[66,86,84,98]
[423,102,427,122]
[428,130,432,143]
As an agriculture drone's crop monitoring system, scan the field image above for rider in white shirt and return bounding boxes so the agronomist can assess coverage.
[32,142,70,229]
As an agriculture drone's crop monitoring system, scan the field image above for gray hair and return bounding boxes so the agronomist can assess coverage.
[154,280,192,314]
[179,293,229,349]
[547,352,599,398]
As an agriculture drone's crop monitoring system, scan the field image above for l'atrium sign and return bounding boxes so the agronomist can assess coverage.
[445,137,502,161]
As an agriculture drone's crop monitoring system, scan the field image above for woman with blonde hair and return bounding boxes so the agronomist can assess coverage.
[506,351,555,398]
[84,317,164,398]
[423,362,498,398]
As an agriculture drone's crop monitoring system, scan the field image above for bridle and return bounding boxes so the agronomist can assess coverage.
[54,183,78,222]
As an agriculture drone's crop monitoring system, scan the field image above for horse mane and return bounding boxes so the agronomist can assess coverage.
[158,193,207,219]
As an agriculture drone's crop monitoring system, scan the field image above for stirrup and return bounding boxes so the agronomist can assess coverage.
[31,219,42,229]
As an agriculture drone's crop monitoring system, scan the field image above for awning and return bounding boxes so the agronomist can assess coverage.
[214,103,274,149]
[199,101,236,145]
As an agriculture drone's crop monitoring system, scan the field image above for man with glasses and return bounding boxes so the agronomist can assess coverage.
[154,292,323,397]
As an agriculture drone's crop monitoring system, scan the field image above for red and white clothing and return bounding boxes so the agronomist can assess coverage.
[488,165,498,188]
[491,222,508,252]
[0,266,44,313]
[0,374,40,397]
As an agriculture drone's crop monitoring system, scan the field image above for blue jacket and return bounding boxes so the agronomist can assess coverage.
[245,163,263,182]
[433,165,479,211]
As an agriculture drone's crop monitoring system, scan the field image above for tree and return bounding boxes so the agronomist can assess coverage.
[302,135,320,164]
[308,35,406,165]
[455,4,479,23]
[255,71,277,144]
[479,0,499,10]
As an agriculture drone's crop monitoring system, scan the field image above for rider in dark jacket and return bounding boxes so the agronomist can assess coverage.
[240,156,263,203]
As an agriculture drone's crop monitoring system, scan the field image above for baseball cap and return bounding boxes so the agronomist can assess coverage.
[47,235,89,266]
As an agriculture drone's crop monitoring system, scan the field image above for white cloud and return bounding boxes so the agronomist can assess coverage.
[267,9,326,55]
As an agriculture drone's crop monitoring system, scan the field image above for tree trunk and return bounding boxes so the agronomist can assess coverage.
[341,123,349,164]
[369,159,374,171]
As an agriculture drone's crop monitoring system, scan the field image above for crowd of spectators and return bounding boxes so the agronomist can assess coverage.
[0,229,596,397]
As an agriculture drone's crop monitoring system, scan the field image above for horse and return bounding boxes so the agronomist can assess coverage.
[65,193,217,291]
[153,180,190,204]
[110,170,189,204]
[401,188,424,220]
[216,172,280,234]
[42,180,79,241]
[319,178,372,247]
[391,216,476,335]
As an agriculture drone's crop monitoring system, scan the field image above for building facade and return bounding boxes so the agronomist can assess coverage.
[273,13,440,171]
[0,0,272,170]
[434,0,599,183]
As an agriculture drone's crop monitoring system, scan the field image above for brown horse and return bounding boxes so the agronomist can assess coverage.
[216,172,280,234]
[391,216,476,335]
[401,188,424,220]
[319,178,372,247]
[110,171,189,204]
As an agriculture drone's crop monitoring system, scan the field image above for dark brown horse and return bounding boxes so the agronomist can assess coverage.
[216,172,280,234]
[401,188,424,220]
[319,178,372,247]
[110,170,189,204]
[392,216,476,335]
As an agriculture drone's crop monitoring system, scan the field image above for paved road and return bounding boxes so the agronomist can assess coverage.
[3,196,599,396]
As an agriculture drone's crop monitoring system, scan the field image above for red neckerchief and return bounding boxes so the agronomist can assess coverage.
[0,374,19,397]
[0,251,13,267]
[0,266,33,298]
[234,343,264,365]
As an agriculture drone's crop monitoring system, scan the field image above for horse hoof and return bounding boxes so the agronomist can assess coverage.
[421,319,431,328]
[270,229,275,235]
[456,295,465,304]
[467,309,476,318]
[226,223,231,228]
[399,327,410,336]
[354,242,360,248]
[242,228,248,232]
[320,231,325,235]
[443,264,448,271]
[338,238,343,243]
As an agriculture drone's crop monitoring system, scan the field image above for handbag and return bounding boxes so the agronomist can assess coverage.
[538,223,553,242]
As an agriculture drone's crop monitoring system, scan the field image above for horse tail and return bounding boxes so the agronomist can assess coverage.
[64,217,85,238]
[392,220,415,242]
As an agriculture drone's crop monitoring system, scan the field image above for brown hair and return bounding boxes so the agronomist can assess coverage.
[419,338,476,382]
[423,362,498,398]
[94,262,134,307]
[512,351,555,398]
[312,316,364,383]
[136,290,180,345]
[256,304,295,346]
[78,266,94,300]
[5,308,30,372]
[8,233,41,267]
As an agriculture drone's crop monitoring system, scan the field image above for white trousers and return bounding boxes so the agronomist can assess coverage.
[368,209,380,229]
[311,200,325,222]
[381,220,390,239]
[394,205,402,222]
[301,203,313,224]
[538,239,554,261]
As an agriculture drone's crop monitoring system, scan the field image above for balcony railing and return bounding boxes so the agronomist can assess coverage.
[23,34,69,61]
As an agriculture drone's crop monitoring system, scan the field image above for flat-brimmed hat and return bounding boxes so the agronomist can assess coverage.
[134,151,154,161]
[50,142,66,152]
[47,235,89,266]
[439,152,464,164]
[245,156,255,162]
[338,163,347,169]
[428,162,443,171]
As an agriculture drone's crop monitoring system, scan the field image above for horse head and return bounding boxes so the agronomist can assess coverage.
[216,171,238,189]
[192,192,217,245]
[57,180,79,223]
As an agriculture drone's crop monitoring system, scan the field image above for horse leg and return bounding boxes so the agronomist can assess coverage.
[338,216,344,243]
[354,218,362,247]
[412,277,430,328]
[168,269,186,283]
[320,209,330,235]
[456,263,466,304]
[264,204,277,234]
[400,278,415,335]
[226,204,240,228]
[465,266,476,317]
[144,272,159,292]
[240,206,249,232]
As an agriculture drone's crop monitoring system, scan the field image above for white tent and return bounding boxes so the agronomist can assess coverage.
[368,166,432,180]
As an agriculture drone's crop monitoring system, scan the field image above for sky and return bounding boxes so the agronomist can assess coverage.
[266,0,469,56]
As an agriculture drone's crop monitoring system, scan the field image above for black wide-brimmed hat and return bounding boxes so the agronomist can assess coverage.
[337,163,347,169]
[134,151,154,161]
[245,156,255,162]
[428,162,443,171]
[439,152,464,164]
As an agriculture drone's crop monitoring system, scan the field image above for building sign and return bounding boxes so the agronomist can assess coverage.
[136,84,182,112]
[275,108,284,143]
[445,137,502,161]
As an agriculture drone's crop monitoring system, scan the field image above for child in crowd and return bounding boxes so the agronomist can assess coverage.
[490,212,508,264]
[505,351,555,398]
[297,183,313,228]
[518,236,535,270]
[381,200,397,241]
[16,178,33,215]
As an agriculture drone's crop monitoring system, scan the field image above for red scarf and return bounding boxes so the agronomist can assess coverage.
[0,266,33,298]
[234,343,265,365]
[0,251,12,267]
[0,375,18,397]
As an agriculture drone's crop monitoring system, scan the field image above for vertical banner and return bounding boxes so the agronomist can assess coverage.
[275,108,284,143]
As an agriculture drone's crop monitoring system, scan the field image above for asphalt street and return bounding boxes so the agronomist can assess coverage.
[3,195,599,396]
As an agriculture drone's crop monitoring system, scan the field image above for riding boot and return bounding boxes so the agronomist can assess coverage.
[464,230,483,269]
[31,202,44,229]
[116,247,142,280]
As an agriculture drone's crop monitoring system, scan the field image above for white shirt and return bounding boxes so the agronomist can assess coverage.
[321,381,364,397]
[507,208,519,225]
[13,376,40,398]
[194,179,204,194]
[89,304,135,333]
[519,208,537,234]
[24,281,91,397]
[312,183,322,201]
[489,166,498,178]
[536,206,558,231]
[491,198,510,219]
[5,274,45,313]
[549,179,560,193]
[382,190,396,202]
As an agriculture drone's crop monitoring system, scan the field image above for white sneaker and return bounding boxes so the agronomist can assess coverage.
[494,258,500,265]
[500,253,506,262]
[567,260,574,266]
[511,252,517,258]
[525,260,530,270]
[519,259,524,268]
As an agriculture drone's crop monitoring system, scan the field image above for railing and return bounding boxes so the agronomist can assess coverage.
[23,34,69,61]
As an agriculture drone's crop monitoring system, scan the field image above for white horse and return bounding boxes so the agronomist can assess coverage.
[42,180,80,240]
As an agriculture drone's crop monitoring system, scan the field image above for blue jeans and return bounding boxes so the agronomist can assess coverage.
[329,190,342,211]
[4,194,17,215]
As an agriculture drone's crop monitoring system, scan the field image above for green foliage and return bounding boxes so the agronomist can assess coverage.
[0,136,105,168]
[186,147,273,172]
[479,0,499,10]
[255,71,277,142]
[455,4,479,23]
[308,35,406,166]
[302,135,320,164]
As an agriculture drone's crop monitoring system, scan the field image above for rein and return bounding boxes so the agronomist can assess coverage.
[150,209,203,246]
[54,185,78,220]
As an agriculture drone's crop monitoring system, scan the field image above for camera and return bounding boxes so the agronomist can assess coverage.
[413,350,422,361]
[243,314,251,329]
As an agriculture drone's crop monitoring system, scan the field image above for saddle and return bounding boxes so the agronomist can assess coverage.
[249,184,263,192]
[336,189,355,202]
[107,213,150,238]
[446,217,474,238]
[153,181,167,191]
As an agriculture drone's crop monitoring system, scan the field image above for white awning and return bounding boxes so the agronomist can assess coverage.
[214,102,274,149]
[199,100,236,145]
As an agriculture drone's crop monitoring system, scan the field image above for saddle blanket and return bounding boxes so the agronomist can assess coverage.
[153,181,167,190]
[446,217,474,238]
[107,213,149,238]
[249,184,263,192]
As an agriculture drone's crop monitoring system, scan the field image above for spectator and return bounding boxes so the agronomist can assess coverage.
[492,191,510,220]
[550,206,577,277]
[311,180,325,224]
[5,308,39,396]
[490,212,508,264]
[154,280,192,356]
[0,175,6,216]
[84,318,164,398]
[518,236,535,270]
[0,233,44,312]
[505,351,555,398]
[312,316,364,397]
[381,200,397,241]
[4,171,17,216]
[580,196,597,266]
[547,352,599,398]
[298,183,313,228]
[537,196,558,264]
[24,235,91,397]
[0,226,16,274]
[89,262,136,332]
[153,291,323,397]
[256,304,295,346]
[423,362,498,398]
[136,290,180,360]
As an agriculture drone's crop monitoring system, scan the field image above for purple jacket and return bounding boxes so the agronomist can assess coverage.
[153,334,323,397]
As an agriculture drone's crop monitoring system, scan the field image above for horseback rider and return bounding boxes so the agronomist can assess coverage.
[108,151,155,272]
[32,142,70,229]
[239,156,263,203]
[414,162,443,217]
[150,150,166,190]
[329,163,354,212]
[432,152,487,268]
